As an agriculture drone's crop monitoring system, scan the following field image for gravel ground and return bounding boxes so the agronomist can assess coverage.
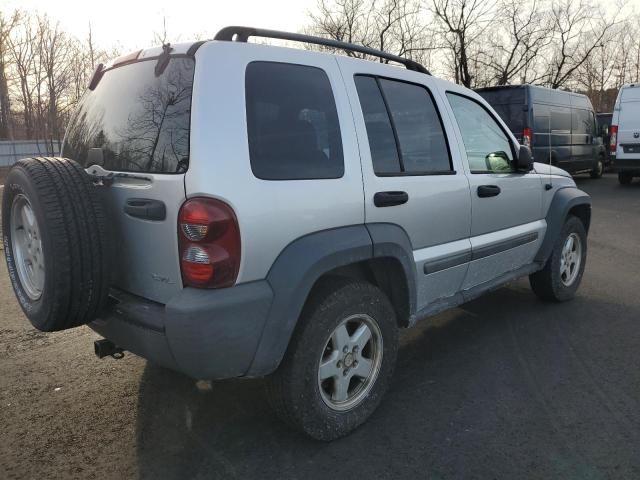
[1,173,640,479]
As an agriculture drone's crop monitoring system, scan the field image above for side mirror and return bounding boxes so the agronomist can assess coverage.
[516,144,533,172]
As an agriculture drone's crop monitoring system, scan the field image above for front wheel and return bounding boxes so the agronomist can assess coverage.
[266,279,398,441]
[529,215,587,302]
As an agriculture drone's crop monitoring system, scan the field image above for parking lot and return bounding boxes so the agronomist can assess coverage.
[1,173,639,479]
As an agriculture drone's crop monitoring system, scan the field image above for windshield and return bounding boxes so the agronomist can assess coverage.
[62,56,195,174]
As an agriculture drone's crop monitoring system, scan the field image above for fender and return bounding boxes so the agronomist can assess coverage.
[366,223,417,318]
[246,224,415,376]
[535,186,591,264]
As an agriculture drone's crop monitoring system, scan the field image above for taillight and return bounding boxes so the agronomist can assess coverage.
[178,197,241,288]
[610,125,618,153]
[522,127,533,147]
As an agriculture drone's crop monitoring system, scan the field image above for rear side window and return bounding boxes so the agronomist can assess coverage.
[354,75,451,175]
[63,57,194,174]
[245,62,344,180]
[353,76,400,174]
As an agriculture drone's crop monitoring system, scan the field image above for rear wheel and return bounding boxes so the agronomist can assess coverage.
[2,157,113,331]
[618,172,633,185]
[590,158,604,178]
[529,215,587,302]
[266,279,398,440]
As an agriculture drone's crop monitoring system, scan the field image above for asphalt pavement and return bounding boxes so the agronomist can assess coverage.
[0,173,639,479]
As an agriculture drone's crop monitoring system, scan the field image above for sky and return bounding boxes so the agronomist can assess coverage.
[4,0,319,51]
[3,0,635,54]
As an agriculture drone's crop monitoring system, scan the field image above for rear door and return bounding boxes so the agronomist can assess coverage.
[338,57,472,310]
[549,105,575,172]
[571,107,596,170]
[62,55,194,303]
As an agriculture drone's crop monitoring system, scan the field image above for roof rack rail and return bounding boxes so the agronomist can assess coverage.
[213,26,431,75]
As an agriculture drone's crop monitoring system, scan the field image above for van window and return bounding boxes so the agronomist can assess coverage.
[245,62,344,180]
[533,104,550,132]
[447,92,514,173]
[572,109,594,136]
[475,88,525,134]
[354,75,452,175]
[550,107,571,132]
[63,57,195,173]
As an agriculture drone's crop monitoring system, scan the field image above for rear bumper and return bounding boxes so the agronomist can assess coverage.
[90,281,274,380]
[613,157,640,173]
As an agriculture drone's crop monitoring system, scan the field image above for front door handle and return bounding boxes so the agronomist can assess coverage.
[124,198,166,221]
[477,185,501,198]
[374,191,409,207]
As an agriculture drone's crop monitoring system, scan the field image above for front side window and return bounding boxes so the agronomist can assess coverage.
[355,75,452,175]
[245,62,344,180]
[447,93,515,173]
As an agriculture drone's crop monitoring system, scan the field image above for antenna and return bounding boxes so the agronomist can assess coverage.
[546,115,553,191]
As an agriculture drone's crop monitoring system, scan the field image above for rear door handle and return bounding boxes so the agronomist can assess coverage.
[374,191,409,207]
[124,198,166,221]
[477,185,501,198]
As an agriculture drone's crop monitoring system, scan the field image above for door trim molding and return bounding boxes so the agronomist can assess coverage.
[471,232,539,261]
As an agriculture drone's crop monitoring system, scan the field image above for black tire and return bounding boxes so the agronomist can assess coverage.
[618,172,633,185]
[590,158,604,178]
[529,215,587,302]
[2,157,112,332]
[266,279,398,441]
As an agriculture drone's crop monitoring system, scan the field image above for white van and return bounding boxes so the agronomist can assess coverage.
[611,83,640,184]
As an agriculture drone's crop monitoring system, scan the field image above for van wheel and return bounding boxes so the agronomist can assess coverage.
[266,279,398,441]
[590,158,604,178]
[2,157,113,331]
[529,215,587,302]
[618,172,633,185]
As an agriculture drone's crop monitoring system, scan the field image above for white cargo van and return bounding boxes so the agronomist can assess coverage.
[611,84,640,184]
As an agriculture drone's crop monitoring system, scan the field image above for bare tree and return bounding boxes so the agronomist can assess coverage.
[307,0,435,66]
[0,10,19,138]
[544,0,621,89]
[36,14,74,149]
[479,0,553,86]
[152,16,169,45]
[430,0,496,87]
[8,12,38,138]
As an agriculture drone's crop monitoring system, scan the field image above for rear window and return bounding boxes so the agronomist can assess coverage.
[476,89,525,134]
[63,57,195,174]
[245,61,344,180]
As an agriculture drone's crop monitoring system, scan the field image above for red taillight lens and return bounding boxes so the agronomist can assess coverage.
[178,198,241,288]
[522,127,533,147]
[610,125,618,153]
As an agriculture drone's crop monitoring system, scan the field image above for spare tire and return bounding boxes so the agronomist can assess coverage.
[2,157,113,332]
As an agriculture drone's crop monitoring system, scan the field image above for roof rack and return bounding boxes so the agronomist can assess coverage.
[213,26,431,75]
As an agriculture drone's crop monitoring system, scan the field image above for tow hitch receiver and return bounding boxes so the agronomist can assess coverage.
[94,339,125,359]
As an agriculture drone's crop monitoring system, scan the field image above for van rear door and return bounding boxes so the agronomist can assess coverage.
[475,88,526,140]
[617,87,640,159]
[62,55,195,304]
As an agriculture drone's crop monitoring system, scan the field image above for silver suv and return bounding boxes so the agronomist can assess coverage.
[2,27,591,440]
